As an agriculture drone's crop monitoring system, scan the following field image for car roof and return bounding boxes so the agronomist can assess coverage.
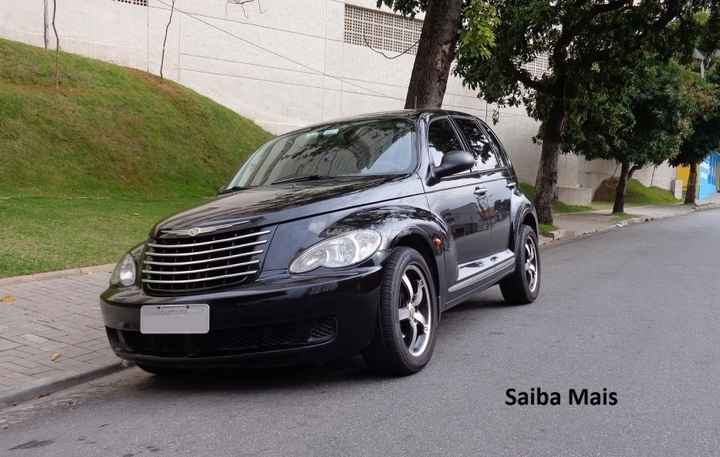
[285,109,480,135]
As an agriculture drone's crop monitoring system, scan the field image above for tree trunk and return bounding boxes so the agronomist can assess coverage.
[685,161,698,205]
[43,0,49,49]
[52,0,60,88]
[613,160,631,214]
[534,103,565,225]
[160,0,177,80]
[403,0,463,109]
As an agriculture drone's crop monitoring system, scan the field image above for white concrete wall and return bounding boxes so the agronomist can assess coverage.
[0,0,675,195]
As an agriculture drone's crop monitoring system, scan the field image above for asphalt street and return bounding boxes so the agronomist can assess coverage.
[2,210,719,457]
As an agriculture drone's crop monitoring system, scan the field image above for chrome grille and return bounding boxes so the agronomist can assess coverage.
[141,226,272,295]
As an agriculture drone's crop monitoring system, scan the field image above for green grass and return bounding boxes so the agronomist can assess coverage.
[593,179,681,206]
[0,38,272,199]
[0,38,272,277]
[623,179,681,205]
[539,223,556,237]
[519,182,593,213]
[0,196,207,277]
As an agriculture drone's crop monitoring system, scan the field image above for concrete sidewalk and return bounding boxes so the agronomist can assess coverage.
[0,268,122,408]
[544,194,720,242]
[0,196,718,408]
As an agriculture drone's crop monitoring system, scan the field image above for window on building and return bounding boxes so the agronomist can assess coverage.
[113,0,148,7]
[344,5,423,56]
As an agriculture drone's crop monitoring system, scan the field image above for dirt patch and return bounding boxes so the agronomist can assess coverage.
[126,68,182,97]
[593,177,618,202]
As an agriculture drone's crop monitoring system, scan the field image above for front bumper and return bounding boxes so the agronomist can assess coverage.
[100,266,383,368]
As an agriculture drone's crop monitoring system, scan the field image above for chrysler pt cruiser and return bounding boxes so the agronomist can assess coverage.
[101,110,541,376]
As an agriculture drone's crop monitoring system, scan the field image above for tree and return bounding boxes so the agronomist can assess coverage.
[670,65,720,203]
[377,0,496,109]
[51,0,60,88]
[455,0,698,224]
[564,57,693,213]
[670,9,720,203]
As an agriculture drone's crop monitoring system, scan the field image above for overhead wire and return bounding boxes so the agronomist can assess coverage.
[152,0,405,102]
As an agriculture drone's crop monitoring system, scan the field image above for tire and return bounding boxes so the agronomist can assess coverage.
[500,224,541,305]
[363,247,439,376]
[136,362,186,376]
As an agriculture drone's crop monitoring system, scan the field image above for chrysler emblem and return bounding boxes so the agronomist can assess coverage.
[163,221,248,237]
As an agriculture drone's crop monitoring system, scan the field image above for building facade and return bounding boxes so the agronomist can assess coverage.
[0,0,678,202]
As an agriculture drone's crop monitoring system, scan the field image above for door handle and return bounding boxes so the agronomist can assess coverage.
[506,182,517,190]
[474,187,488,196]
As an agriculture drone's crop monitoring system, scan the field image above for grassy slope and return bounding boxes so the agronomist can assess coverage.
[610,179,680,206]
[520,177,680,216]
[518,182,593,214]
[0,39,272,277]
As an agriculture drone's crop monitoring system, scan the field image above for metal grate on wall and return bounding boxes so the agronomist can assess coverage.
[113,0,148,6]
[344,4,423,56]
[521,54,550,79]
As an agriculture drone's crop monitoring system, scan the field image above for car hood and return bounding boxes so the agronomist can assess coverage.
[152,175,423,236]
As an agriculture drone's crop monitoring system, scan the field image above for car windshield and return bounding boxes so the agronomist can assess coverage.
[226,118,416,188]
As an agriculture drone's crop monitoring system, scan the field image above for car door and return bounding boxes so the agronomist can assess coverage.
[452,116,514,255]
[423,116,494,293]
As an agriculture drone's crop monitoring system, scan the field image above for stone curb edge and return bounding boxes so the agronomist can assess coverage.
[0,264,114,286]
[0,361,131,409]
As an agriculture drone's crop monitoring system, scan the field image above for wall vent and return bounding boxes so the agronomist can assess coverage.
[113,0,148,6]
[521,55,550,79]
[344,4,423,56]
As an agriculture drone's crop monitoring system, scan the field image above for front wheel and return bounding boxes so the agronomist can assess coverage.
[499,225,541,305]
[363,247,438,376]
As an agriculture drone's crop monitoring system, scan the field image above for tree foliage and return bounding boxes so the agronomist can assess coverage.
[563,56,696,212]
[565,56,693,170]
[670,65,720,202]
[454,0,707,223]
[671,66,720,167]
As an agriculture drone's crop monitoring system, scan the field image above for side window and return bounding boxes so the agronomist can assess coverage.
[483,125,511,168]
[427,118,463,167]
[453,117,500,171]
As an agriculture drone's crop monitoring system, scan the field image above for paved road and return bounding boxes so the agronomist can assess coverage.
[2,210,720,457]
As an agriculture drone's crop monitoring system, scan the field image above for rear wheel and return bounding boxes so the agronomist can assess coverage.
[363,247,438,376]
[500,225,541,305]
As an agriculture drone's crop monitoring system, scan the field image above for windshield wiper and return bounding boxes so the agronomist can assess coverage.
[271,174,334,185]
[217,185,251,195]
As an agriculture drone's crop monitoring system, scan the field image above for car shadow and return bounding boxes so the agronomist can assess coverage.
[136,355,383,394]
[444,286,514,312]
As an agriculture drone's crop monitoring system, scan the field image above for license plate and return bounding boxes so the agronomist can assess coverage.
[140,304,210,334]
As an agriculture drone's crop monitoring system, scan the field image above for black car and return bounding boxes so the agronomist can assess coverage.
[101,110,541,376]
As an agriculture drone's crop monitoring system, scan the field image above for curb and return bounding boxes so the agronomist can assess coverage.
[540,203,719,249]
[0,264,114,286]
[694,201,720,212]
[0,361,131,409]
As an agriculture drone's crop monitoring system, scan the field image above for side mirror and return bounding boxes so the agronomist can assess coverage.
[434,150,475,179]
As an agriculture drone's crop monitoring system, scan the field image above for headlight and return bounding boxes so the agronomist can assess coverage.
[289,230,382,274]
[110,253,137,287]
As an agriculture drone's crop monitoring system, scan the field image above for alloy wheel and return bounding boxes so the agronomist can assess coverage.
[398,264,432,357]
[524,236,539,293]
